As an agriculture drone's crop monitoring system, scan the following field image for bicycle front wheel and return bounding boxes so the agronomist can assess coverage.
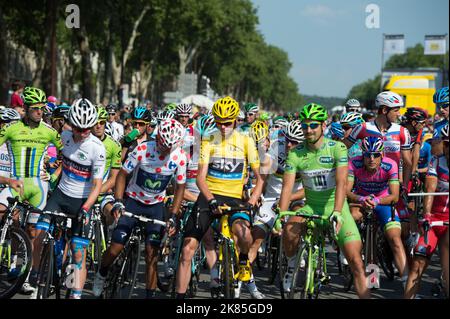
[0,227,32,299]
[288,244,309,299]
[221,242,235,299]
[36,241,56,299]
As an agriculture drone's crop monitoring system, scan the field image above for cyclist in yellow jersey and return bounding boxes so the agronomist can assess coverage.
[175,97,264,299]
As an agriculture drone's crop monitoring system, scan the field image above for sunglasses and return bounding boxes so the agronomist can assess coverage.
[301,122,321,130]
[247,113,256,116]
[73,126,91,133]
[29,106,45,111]
[133,121,148,127]
[363,152,382,158]
[97,120,106,126]
[216,121,234,127]
[237,119,245,122]
[273,124,282,129]
[440,104,449,109]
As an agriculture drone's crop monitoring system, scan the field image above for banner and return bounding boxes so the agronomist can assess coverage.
[424,35,447,55]
[384,34,405,55]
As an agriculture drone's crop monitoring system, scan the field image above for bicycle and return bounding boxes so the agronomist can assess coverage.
[275,210,337,299]
[0,197,33,299]
[205,204,254,299]
[86,202,108,273]
[102,211,166,299]
[35,209,76,299]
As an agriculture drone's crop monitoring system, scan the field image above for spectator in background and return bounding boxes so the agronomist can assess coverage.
[10,81,25,118]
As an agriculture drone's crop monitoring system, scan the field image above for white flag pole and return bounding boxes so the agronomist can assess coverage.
[381,33,385,90]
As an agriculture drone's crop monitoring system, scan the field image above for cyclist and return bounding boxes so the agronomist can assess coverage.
[0,108,22,192]
[176,103,195,159]
[121,106,151,162]
[347,136,408,281]
[239,103,260,134]
[417,133,433,180]
[237,110,245,128]
[51,104,72,133]
[340,112,365,159]
[175,96,264,299]
[106,104,124,142]
[91,106,122,226]
[431,87,449,156]
[345,98,362,113]
[93,119,187,299]
[279,103,369,299]
[404,124,449,299]
[32,98,105,299]
[401,107,428,176]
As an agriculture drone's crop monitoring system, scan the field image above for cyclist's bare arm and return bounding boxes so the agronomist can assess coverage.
[84,178,103,210]
[423,175,438,215]
[196,163,214,201]
[279,173,296,211]
[411,143,421,173]
[346,178,359,203]
[248,165,264,206]
[183,189,198,202]
[101,168,119,193]
[171,183,186,217]
[114,168,129,200]
[401,149,413,186]
[334,165,348,212]
[379,183,399,205]
[290,188,305,201]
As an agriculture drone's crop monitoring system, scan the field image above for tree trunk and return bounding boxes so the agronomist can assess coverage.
[0,10,9,105]
[75,24,93,99]
[178,42,200,75]
[101,18,113,104]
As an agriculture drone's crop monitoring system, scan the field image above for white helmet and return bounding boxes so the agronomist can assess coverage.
[69,98,98,128]
[375,91,404,108]
[283,120,304,143]
[0,108,21,122]
[105,121,114,138]
[156,110,175,123]
[176,103,192,116]
[345,98,361,112]
[238,110,245,120]
[157,119,185,149]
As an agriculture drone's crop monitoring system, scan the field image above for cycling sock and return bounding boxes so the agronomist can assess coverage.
[176,293,186,299]
[99,266,108,278]
[70,289,82,299]
[239,253,249,264]
[247,274,257,292]
[145,289,156,299]
[210,264,219,280]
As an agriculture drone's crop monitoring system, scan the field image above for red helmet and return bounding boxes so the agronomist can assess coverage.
[404,107,428,122]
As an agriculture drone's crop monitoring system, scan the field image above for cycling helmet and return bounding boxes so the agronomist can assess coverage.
[97,106,109,121]
[375,91,404,108]
[52,104,71,120]
[441,123,449,141]
[259,112,270,121]
[165,103,177,112]
[330,122,345,140]
[43,102,54,115]
[156,110,175,123]
[340,112,365,127]
[69,98,98,128]
[176,103,192,116]
[105,121,114,138]
[149,112,158,126]
[433,86,449,107]
[22,87,46,106]
[244,103,259,113]
[422,132,433,143]
[299,103,328,122]
[361,136,384,153]
[0,108,21,122]
[157,119,185,149]
[47,96,57,103]
[404,107,428,122]
[273,116,289,128]
[132,106,151,122]
[283,120,304,143]
[212,96,240,121]
[249,120,269,143]
[238,110,245,120]
[106,104,117,114]
[345,98,361,112]
[195,115,217,137]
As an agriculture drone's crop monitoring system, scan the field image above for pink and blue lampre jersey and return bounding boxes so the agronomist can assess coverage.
[348,155,399,197]
[348,122,411,166]
[427,155,449,218]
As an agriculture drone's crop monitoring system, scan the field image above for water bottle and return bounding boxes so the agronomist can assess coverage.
[124,129,140,143]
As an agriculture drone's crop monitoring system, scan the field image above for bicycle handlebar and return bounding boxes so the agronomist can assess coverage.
[408,192,448,197]
[419,219,449,245]
[122,211,166,226]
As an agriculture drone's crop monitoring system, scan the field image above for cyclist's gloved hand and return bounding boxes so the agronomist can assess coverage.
[111,199,125,220]
[329,211,344,235]
[208,198,220,215]
[77,206,91,226]
[167,213,178,237]
[330,122,345,140]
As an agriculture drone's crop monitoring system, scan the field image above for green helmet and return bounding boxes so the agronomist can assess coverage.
[97,106,109,121]
[299,103,328,122]
[165,103,177,111]
[244,103,259,113]
[259,112,270,121]
[22,87,46,106]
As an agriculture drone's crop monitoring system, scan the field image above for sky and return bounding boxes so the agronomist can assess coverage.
[251,0,449,97]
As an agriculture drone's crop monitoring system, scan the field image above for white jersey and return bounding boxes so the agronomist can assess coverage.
[0,143,11,188]
[123,140,187,205]
[110,121,124,142]
[264,136,302,198]
[58,131,106,198]
[185,128,201,195]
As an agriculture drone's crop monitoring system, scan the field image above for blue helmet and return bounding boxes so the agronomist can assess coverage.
[433,87,449,106]
[329,122,345,140]
[195,115,217,137]
[52,104,71,120]
[132,106,151,122]
[361,136,384,153]
[340,112,365,127]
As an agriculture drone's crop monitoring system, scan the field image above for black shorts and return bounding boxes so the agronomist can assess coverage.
[183,193,249,242]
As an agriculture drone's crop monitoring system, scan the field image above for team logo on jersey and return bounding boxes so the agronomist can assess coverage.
[168,161,177,170]
[77,152,87,161]
[125,161,135,170]
[319,156,333,164]
[145,179,161,189]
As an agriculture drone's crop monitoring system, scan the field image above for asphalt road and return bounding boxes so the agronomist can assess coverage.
[11,245,446,300]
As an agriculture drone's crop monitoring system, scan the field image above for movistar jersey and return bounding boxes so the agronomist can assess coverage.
[284,138,348,208]
[101,135,122,181]
[199,130,260,199]
[0,121,63,178]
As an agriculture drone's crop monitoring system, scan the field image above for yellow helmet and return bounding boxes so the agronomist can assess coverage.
[250,120,269,143]
[423,133,433,142]
[212,96,240,122]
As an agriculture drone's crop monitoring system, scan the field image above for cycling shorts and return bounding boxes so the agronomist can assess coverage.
[0,177,49,224]
[111,198,166,247]
[292,201,361,248]
[414,217,448,258]
[183,193,250,242]
[254,200,277,234]
[374,205,401,232]
[36,187,92,244]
